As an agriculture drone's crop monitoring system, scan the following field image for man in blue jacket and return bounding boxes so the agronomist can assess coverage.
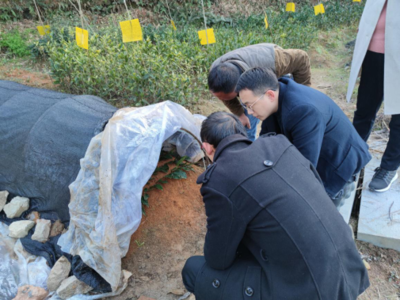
[235,67,371,205]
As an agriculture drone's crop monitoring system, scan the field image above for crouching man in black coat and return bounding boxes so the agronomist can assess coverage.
[182,112,369,300]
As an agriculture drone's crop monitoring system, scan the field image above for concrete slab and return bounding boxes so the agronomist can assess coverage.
[357,139,400,251]
[338,174,359,224]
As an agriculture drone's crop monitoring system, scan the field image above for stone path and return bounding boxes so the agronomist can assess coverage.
[357,138,400,251]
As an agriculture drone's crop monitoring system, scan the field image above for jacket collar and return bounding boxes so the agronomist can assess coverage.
[277,77,289,112]
[196,134,251,185]
[276,78,289,132]
[213,134,252,161]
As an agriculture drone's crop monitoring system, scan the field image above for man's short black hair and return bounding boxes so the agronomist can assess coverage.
[208,62,241,94]
[235,67,279,95]
[201,111,247,148]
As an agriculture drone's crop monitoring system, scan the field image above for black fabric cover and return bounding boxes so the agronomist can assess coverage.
[20,233,111,292]
[0,80,117,222]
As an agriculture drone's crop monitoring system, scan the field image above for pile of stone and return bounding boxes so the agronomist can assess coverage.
[0,191,65,240]
[1,191,94,299]
[47,256,94,299]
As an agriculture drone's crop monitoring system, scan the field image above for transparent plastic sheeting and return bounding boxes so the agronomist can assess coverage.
[58,101,204,292]
[0,222,50,299]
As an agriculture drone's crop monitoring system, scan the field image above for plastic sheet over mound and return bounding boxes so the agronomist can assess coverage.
[58,101,204,291]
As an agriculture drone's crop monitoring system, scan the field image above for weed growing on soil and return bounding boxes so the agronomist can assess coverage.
[135,239,145,247]
[141,151,193,214]
[0,31,30,57]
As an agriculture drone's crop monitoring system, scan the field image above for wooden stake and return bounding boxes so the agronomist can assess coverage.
[200,0,209,45]
[32,0,44,25]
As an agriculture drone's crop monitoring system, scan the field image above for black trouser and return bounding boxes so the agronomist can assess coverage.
[182,256,205,293]
[353,50,400,171]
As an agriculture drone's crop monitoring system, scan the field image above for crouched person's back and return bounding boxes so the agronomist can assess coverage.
[182,112,369,300]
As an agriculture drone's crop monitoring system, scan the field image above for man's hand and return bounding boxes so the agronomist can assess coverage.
[239,114,251,129]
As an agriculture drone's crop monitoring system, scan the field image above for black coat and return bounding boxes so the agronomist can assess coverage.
[261,78,371,196]
[195,134,369,300]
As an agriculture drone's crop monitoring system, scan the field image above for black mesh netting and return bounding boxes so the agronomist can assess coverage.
[0,80,116,222]
[0,80,117,292]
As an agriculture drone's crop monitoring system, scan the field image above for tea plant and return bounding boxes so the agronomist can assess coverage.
[27,0,364,106]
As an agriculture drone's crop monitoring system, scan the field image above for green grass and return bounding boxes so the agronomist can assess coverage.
[0,30,31,57]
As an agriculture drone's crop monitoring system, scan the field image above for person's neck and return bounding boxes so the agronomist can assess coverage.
[273,90,280,113]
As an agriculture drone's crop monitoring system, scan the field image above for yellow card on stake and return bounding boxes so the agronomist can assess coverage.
[314,3,325,15]
[76,27,88,50]
[37,25,50,36]
[286,2,295,12]
[353,0,361,2]
[264,14,269,29]
[171,20,177,30]
[120,19,143,43]
[198,28,216,45]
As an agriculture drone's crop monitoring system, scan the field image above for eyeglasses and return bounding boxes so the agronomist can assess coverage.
[239,91,267,112]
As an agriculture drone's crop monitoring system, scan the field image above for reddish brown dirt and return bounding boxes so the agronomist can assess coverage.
[0,66,56,89]
[111,165,207,300]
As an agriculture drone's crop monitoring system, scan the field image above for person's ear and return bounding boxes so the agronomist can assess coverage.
[266,90,275,102]
[202,142,215,156]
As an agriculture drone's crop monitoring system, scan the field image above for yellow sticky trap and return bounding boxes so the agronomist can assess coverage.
[264,14,269,29]
[37,25,50,36]
[353,0,361,2]
[171,20,177,30]
[120,19,143,43]
[76,27,89,50]
[314,4,325,15]
[286,2,295,12]
[198,28,216,45]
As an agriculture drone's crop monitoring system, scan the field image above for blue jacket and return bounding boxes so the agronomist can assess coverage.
[261,77,371,196]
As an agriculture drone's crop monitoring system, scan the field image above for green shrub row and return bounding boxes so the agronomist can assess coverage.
[30,0,363,107]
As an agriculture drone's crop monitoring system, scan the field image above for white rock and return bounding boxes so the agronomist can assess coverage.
[3,196,30,218]
[56,276,93,299]
[0,190,8,212]
[31,219,51,243]
[47,256,71,291]
[9,220,35,238]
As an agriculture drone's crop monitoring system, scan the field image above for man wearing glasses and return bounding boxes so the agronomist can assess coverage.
[235,67,371,206]
[209,43,311,141]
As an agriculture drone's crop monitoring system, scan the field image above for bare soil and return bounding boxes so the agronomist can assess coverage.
[0,66,56,89]
[110,164,206,300]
